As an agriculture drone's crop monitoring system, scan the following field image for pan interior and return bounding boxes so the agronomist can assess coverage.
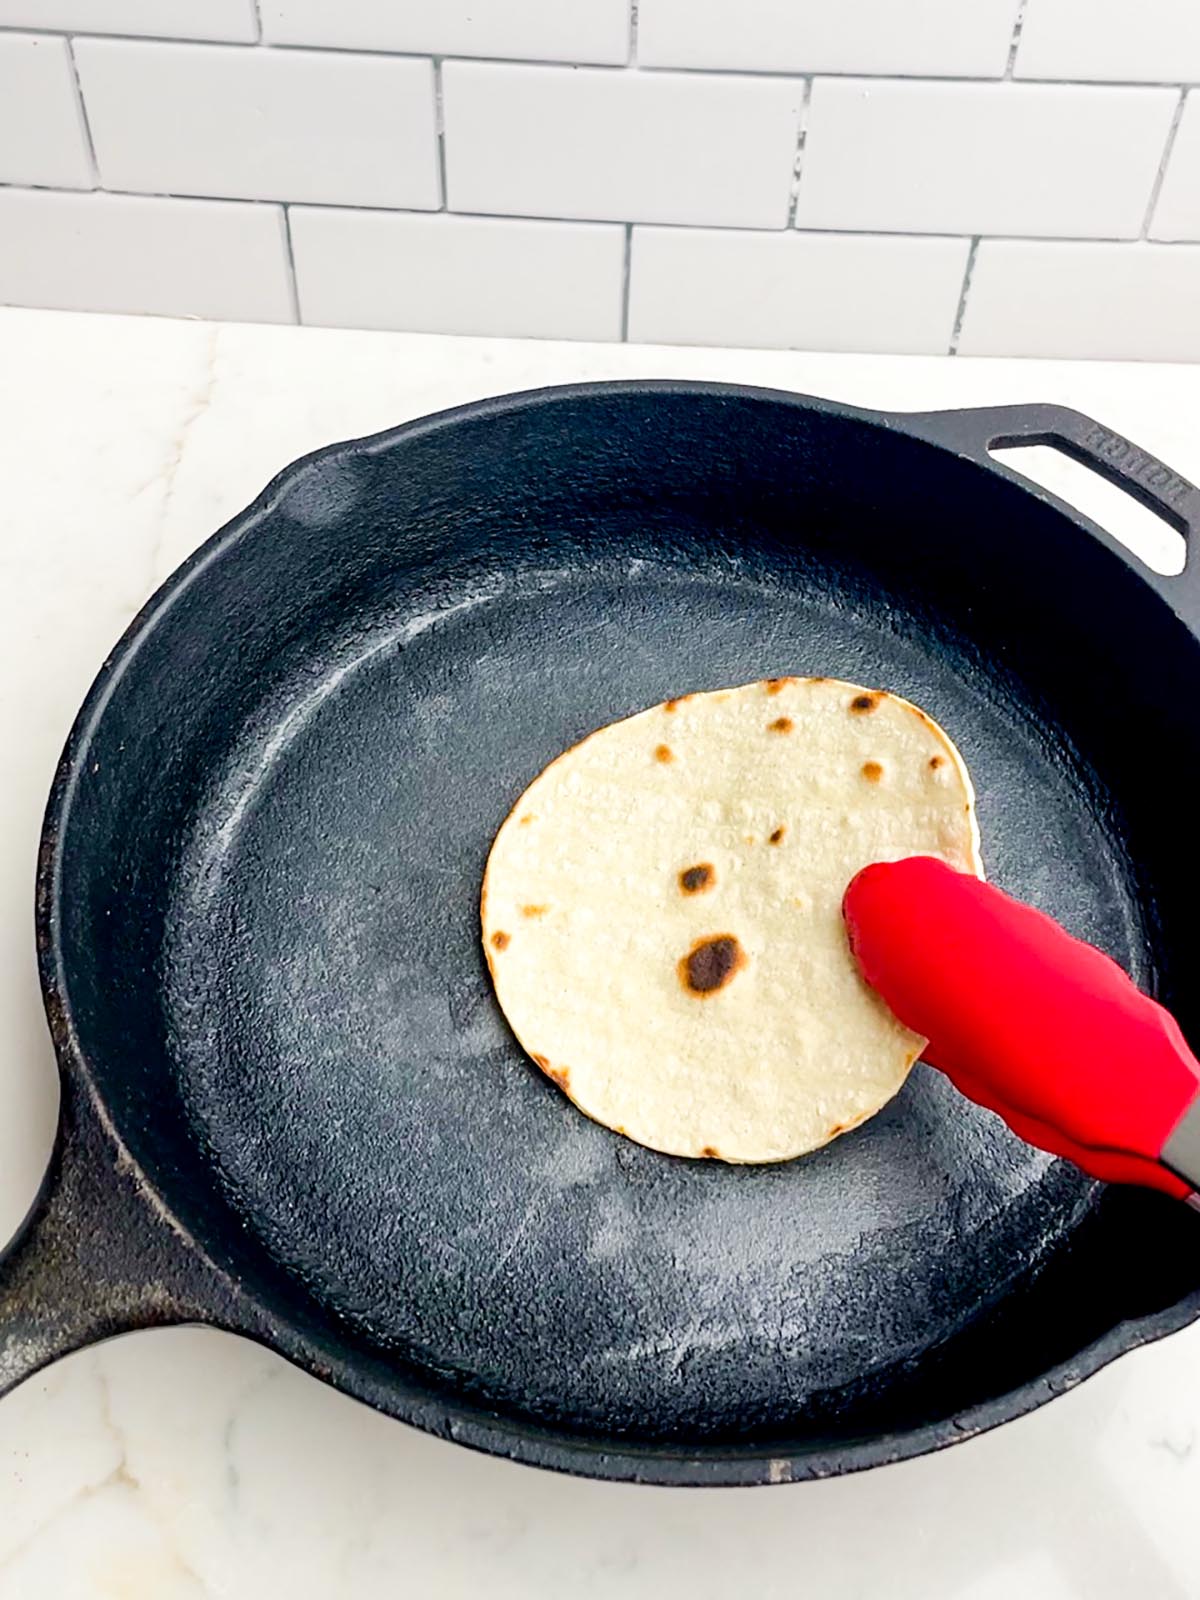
[58,389,1200,1452]
[167,558,1116,1439]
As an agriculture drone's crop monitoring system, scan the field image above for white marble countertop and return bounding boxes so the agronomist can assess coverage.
[3,307,1200,1598]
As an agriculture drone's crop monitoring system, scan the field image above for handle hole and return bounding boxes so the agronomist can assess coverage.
[990,444,1186,577]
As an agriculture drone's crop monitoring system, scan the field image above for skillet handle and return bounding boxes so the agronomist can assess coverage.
[0,1073,242,1396]
[897,402,1200,545]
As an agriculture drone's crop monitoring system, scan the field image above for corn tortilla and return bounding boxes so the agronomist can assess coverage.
[482,677,982,1163]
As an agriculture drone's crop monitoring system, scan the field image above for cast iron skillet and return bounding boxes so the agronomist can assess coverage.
[4,383,1200,1487]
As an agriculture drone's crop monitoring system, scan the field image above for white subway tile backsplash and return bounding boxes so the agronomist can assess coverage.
[74,40,439,209]
[0,189,293,321]
[0,35,91,190]
[639,0,1019,78]
[1151,95,1200,240]
[443,62,802,228]
[958,240,1200,360]
[796,79,1177,239]
[0,0,257,40]
[262,0,630,64]
[629,227,969,352]
[3,0,1196,360]
[1016,0,1200,84]
[291,209,625,339]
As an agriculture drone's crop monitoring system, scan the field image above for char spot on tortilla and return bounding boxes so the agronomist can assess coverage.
[655,743,674,763]
[769,826,786,845]
[861,760,884,783]
[851,693,880,714]
[679,863,715,894]
[680,934,746,997]
[769,716,793,734]
[491,930,510,950]
[521,903,548,918]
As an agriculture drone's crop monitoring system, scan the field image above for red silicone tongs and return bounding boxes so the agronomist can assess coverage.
[843,856,1200,1205]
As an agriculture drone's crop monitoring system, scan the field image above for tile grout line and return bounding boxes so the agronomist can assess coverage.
[620,223,633,341]
[251,0,263,44]
[1004,0,1029,78]
[628,0,639,65]
[280,204,302,322]
[433,57,448,209]
[1,28,1196,87]
[5,181,1200,247]
[948,236,980,355]
[63,36,100,187]
[786,79,814,229]
[1140,87,1189,238]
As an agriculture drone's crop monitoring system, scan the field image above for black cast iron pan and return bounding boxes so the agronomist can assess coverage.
[4,382,1200,1486]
